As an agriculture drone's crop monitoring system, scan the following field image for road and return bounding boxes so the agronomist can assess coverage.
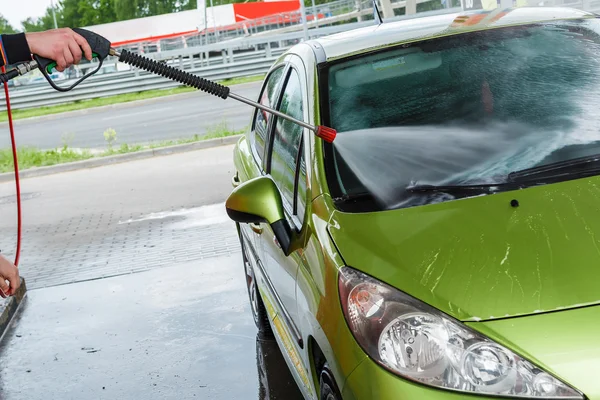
[0,144,304,399]
[0,81,261,149]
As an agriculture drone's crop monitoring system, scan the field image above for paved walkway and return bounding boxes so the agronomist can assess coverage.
[0,144,240,289]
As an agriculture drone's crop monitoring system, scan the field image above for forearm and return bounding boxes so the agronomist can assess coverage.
[0,33,32,67]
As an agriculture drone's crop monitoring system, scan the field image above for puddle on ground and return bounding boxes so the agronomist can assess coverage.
[118,203,230,229]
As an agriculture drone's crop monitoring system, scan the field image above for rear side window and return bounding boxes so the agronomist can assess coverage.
[270,69,305,219]
[251,67,285,165]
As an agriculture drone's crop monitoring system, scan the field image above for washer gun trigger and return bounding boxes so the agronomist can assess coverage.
[32,28,113,92]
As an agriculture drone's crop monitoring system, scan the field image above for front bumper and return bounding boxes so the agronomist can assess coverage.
[342,355,588,400]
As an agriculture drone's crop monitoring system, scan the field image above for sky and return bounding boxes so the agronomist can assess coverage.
[0,0,54,30]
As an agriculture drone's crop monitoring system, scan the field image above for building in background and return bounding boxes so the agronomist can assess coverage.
[83,1,302,51]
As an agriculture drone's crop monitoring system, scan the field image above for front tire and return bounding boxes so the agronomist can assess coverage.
[241,235,272,337]
[320,363,342,400]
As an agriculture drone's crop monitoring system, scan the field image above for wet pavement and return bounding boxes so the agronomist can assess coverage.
[0,255,303,399]
[0,145,304,399]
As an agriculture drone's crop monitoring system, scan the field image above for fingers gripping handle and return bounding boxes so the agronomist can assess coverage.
[34,28,112,74]
[73,28,112,60]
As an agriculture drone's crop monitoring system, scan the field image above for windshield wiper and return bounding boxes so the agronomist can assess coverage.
[333,192,374,202]
[407,182,524,194]
[410,153,600,195]
[508,153,600,183]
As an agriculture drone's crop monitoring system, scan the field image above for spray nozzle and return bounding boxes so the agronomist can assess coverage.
[316,126,337,143]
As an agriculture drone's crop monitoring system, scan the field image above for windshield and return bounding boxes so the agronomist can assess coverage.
[324,19,600,211]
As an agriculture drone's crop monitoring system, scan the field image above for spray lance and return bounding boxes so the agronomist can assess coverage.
[1,28,337,143]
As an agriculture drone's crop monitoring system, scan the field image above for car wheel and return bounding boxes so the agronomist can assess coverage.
[320,363,342,400]
[241,235,273,336]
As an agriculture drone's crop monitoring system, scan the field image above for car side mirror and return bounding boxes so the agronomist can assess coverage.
[226,176,292,255]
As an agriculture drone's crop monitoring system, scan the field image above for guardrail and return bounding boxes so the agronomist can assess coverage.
[1,57,277,111]
[11,47,288,91]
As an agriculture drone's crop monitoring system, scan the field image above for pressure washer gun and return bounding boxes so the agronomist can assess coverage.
[0,28,336,143]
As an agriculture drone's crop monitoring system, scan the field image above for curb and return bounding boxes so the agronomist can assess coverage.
[0,277,27,340]
[0,135,242,183]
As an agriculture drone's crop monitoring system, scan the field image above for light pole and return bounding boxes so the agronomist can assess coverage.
[198,0,208,45]
[299,0,308,41]
[211,0,219,40]
[50,0,58,29]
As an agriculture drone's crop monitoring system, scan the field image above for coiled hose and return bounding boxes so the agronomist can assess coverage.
[118,50,230,99]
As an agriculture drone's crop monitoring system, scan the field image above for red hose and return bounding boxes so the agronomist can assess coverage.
[2,65,22,267]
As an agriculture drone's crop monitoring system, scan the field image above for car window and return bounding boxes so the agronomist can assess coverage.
[269,69,305,222]
[251,67,285,166]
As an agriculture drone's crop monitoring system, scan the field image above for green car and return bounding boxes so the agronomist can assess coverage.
[226,7,600,400]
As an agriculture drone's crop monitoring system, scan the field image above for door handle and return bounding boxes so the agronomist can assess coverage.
[250,223,263,235]
[232,173,241,188]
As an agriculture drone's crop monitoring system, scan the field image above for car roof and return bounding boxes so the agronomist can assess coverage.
[309,7,595,61]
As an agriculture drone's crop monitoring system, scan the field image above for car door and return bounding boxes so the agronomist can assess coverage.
[248,55,316,396]
[238,65,287,262]
[261,61,309,348]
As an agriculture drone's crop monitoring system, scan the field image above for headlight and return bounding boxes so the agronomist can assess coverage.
[338,267,583,399]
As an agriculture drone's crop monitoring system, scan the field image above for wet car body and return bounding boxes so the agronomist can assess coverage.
[227,7,600,400]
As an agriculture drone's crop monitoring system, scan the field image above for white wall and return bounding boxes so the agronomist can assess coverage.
[83,9,207,44]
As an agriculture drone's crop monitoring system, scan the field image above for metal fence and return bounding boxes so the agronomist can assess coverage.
[119,0,379,52]
[0,57,277,111]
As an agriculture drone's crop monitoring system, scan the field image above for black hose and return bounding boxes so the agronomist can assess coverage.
[118,50,230,99]
[0,69,19,84]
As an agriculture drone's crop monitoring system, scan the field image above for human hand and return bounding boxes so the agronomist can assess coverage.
[0,255,20,298]
[25,28,93,72]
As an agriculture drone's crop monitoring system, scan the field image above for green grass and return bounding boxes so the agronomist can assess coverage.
[0,123,246,173]
[0,146,94,173]
[0,74,265,123]
[147,122,245,149]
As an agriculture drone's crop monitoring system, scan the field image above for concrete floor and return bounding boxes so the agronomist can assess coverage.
[0,255,303,400]
[0,145,304,399]
[0,144,239,289]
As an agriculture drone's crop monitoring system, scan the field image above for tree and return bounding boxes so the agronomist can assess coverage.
[76,0,117,26]
[19,0,215,31]
[179,0,198,10]
[21,17,45,32]
[144,0,179,16]
[0,14,17,34]
[21,7,57,32]
[114,0,140,20]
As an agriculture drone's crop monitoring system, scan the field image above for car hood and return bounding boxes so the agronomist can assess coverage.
[327,176,600,322]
